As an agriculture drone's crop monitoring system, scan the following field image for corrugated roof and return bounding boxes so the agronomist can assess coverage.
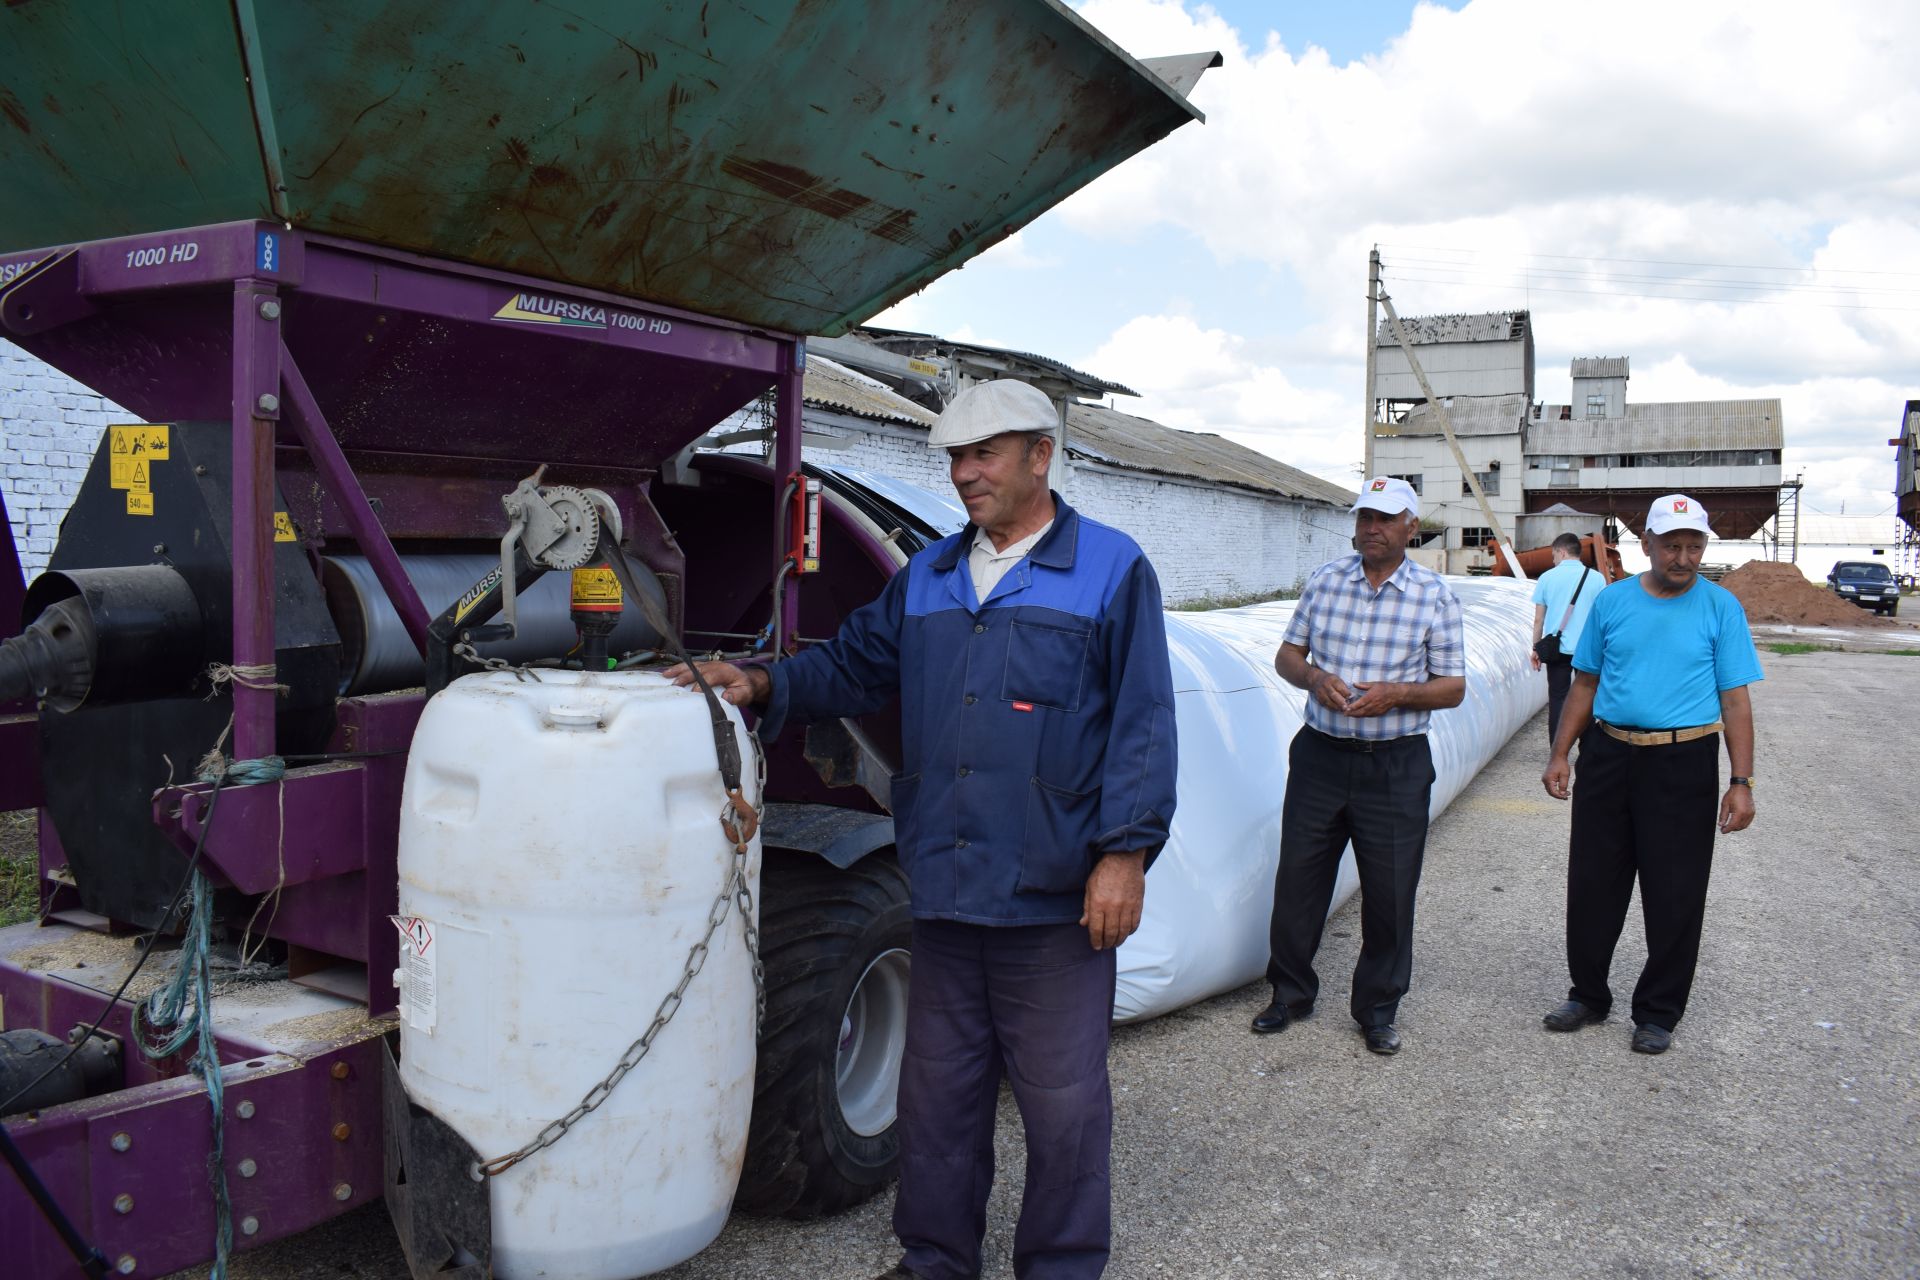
[1526,399,1784,452]
[803,357,938,427]
[1375,311,1530,345]
[1571,357,1630,378]
[1065,403,1356,507]
[857,327,1137,398]
[1387,393,1530,437]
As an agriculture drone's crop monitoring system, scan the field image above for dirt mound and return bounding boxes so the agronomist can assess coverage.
[1718,560,1886,627]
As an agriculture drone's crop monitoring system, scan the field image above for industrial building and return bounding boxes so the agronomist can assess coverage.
[1897,398,1920,584]
[1369,312,1787,571]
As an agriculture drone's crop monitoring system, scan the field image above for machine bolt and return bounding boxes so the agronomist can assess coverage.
[115,1257,136,1275]
[152,544,166,556]
[113,1193,133,1214]
[330,1062,350,1080]
[258,299,281,320]
[238,1158,258,1178]
[194,464,208,476]
[333,1182,353,1202]
[241,1216,260,1237]
[110,1132,132,1153]
[256,393,280,414]
[236,1100,256,1119]
[332,1122,351,1142]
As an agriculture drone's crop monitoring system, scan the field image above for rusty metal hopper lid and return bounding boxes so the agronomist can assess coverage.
[0,1,1205,336]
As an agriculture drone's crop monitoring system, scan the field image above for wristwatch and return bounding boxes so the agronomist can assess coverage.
[1728,776,1755,789]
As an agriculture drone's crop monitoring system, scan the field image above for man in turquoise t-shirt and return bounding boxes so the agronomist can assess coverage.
[1529,533,1606,745]
[1539,494,1761,1055]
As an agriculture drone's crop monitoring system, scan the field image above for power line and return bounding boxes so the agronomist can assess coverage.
[1382,274,1920,313]
[1376,242,1920,280]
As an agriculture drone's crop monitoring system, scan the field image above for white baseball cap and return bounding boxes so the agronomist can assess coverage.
[1353,475,1420,520]
[1645,493,1712,537]
[928,379,1058,449]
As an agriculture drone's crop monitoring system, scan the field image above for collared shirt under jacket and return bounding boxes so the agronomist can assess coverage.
[760,496,1178,926]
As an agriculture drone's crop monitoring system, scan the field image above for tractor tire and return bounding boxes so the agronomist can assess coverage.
[737,849,913,1218]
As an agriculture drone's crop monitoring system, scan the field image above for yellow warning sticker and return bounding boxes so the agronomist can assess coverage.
[110,456,151,491]
[907,358,941,377]
[126,490,155,516]
[273,512,298,542]
[570,566,623,610]
[110,424,170,461]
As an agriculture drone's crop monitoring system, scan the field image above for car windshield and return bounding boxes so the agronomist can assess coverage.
[1835,563,1893,580]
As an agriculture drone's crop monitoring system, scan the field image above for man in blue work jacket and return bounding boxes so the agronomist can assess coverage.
[668,378,1177,1280]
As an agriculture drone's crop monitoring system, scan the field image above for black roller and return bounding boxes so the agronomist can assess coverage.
[18,566,205,710]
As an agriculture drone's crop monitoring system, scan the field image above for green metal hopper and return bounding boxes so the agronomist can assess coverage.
[0,0,1206,335]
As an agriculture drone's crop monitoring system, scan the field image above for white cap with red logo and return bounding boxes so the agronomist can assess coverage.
[1645,493,1712,537]
[1352,475,1420,520]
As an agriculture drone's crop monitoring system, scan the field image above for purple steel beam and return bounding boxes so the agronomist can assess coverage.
[774,341,806,651]
[154,766,368,895]
[230,281,281,761]
[279,351,431,653]
[1,488,41,809]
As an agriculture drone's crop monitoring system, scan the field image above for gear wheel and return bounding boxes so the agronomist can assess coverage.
[531,485,602,570]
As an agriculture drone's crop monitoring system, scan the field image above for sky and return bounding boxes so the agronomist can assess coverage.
[869,0,1920,559]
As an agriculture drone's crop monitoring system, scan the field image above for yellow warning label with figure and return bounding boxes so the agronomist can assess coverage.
[273,512,298,542]
[110,457,150,491]
[110,424,170,461]
[126,491,155,516]
[570,566,623,611]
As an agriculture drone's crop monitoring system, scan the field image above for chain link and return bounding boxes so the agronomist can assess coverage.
[452,641,543,682]
[472,734,768,1181]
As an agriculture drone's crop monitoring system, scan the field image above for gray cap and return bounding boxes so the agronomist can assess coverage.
[928,379,1057,449]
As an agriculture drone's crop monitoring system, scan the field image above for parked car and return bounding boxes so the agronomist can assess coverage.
[1826,560,1900,616]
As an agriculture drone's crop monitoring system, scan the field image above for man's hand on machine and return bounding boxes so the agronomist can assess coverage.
[663,660,770,707]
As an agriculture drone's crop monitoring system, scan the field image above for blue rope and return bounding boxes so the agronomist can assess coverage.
[133,754,288,1278]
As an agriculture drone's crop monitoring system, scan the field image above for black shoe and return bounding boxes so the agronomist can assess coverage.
[1362,1024,1401,1055]
[1543,999,1607,1032]
[874,1267,926,1280]
[1250,997,1313,1035]
[1630,1023,1672,1054]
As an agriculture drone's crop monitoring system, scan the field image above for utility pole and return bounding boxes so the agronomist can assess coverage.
[1362,248,1380,480]
[1375,288,1527,579]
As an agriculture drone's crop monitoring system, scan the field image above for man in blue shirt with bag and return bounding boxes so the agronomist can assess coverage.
[669,379,1177,1279]
[1529,533,1607,745]
[1540,494,1761,1054]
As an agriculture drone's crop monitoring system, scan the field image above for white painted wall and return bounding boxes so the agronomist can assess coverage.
[2,340,138,579]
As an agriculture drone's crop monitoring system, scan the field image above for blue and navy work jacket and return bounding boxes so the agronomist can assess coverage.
[760,497,1178,926]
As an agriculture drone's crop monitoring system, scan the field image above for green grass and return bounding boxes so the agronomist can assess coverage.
[1875,648,1920,656]
[1766,642,1841,656]
[1174,586,1302,611]
[0,810,39,927]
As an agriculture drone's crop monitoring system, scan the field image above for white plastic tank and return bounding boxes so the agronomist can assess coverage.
[396,669,762,1279]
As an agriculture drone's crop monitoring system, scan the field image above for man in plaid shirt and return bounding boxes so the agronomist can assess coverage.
[1251,476,1466,1055]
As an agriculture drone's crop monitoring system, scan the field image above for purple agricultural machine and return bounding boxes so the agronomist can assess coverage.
[0,4,1213,1276]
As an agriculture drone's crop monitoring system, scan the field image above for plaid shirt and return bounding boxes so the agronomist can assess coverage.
[1283,554,1466,741]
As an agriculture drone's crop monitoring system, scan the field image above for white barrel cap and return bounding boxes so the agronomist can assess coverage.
[928,379,1058,449]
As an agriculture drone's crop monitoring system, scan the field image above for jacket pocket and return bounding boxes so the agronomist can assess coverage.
[1018,775,1097,894]
[888,771,922,871]
[1002,618,1091,712]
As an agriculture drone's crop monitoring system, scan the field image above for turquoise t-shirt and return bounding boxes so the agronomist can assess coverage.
[1572,575,1763,729]
[1530,559,1605,656]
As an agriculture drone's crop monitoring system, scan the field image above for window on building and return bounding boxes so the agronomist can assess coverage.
[1460,527,1495,548]
[1387,473,1423,495]
[1586,394,1608,418]
[1462,470,1501,497]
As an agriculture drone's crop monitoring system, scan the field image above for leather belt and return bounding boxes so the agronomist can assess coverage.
[1599,720,1723,746]
[1306,726,1424,754]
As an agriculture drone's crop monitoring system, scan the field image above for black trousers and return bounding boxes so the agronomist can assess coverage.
[1544,657,1574,746]
[1565,727,1720,1030]
[1266,727,1435,1027]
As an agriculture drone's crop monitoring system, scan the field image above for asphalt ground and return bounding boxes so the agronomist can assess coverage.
[178,649,1917,1279]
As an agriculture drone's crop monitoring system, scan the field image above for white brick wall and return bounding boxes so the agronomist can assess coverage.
[811,419,1352,605]
[1,339,138,579]
[4,360,1353,605]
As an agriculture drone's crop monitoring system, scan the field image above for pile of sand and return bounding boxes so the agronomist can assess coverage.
[1718,560,1885,627]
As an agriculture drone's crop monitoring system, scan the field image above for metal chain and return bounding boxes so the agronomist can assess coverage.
[452,641,543,682]
[472,734,767,1181]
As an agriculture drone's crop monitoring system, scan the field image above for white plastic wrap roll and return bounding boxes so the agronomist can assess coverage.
[1114,577,1546,1022]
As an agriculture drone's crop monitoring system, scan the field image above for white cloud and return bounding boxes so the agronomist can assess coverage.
[1038,0,1919,531]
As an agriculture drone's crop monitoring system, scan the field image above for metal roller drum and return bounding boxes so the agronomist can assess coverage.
[322,555,665,695]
